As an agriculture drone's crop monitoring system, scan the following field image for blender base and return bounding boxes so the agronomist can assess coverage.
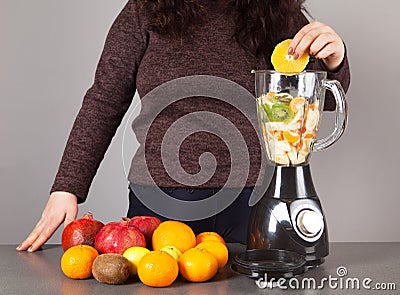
[306,258,325,268]
[244,164,329,274]
[231,248,307,279]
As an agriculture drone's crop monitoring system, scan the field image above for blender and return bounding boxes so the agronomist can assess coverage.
[232,70,347,279]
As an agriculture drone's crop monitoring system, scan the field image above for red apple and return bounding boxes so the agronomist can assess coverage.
[128,216,161,248]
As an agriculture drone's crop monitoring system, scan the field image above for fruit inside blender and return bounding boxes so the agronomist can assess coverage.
[257,92,320,165]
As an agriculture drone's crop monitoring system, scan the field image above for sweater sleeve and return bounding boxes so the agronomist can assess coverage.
[50,0,147,203]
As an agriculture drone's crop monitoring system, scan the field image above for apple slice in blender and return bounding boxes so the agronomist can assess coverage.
[289,96,306,113]
[305,109,319,131]
[273,153,290,165]
[259,92,276,108]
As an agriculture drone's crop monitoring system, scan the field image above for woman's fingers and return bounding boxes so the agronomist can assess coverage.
[17,192,78,252]
[17,213,64,252]
[314,42,336,60]
[289,21,345,71]
[17,221,44,251]
[27,219,63,252]
[289,21,325,57]
[309,33,335,56]
[289,22,331,57]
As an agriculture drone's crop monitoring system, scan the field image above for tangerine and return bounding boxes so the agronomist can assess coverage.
[196,232,225,245]
[60,245,98,279]
[271,39,309,74]
[137,250,179,287]
[195,241,229,269]
[178,247,218,282]
[152,220,196,253]
[289,96,307,113]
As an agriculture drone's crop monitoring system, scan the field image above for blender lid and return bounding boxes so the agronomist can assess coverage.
[231,249,307,279]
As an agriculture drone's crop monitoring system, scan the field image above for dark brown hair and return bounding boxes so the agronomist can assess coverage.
[141,0,306,64]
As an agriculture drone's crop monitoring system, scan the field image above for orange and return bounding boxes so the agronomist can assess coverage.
[271,39,309,74]
[178,247,218,282]
[304,131,316,139]
[283,131,300,144]
[152,220,196,253]
[61,245,98,279]
[196,232,226,245]
[195,241,229,269]
[137,250,179,287]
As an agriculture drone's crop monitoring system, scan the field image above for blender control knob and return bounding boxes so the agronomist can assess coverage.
[296,209,323,237]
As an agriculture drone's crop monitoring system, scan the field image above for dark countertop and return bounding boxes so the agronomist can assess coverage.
[1,243,399,294]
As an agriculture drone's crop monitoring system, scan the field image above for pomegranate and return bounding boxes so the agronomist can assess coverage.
[61,212,104,252]
[128,216,161,248]
[95,219,146,254]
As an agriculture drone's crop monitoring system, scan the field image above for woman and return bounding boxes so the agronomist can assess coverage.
[18,0,350,252]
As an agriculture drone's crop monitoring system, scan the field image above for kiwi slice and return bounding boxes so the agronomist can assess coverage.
[269,103,294,122]
[262,104,272,117]
[273,93,292,103]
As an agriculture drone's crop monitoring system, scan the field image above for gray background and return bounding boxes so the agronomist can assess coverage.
[1,0,399,244]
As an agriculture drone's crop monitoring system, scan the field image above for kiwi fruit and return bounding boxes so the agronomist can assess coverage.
[92,253,131,285]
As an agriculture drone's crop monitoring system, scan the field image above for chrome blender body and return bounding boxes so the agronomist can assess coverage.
[247,164,329,267]
[244,70,347,271]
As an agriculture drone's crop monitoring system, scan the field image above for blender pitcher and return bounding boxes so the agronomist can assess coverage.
[253,70,347,166]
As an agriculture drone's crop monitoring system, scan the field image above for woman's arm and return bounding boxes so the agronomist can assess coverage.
[51,0,147,202]
[17,0,147,252]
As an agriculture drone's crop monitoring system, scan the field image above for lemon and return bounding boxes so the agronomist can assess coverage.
[160,245,182,261]
[123,246,150,275]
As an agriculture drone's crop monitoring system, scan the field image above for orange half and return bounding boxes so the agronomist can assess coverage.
[271,39,309,74]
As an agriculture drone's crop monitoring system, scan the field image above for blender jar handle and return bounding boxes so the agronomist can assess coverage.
[313,79,348,151]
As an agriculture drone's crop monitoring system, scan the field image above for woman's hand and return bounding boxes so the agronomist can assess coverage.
[17,192,78,252]
[289,21,345,71]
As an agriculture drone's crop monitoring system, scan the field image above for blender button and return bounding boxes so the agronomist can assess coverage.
[297,210,323,236]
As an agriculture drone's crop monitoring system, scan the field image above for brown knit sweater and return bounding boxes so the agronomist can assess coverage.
[50,0,350,203]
